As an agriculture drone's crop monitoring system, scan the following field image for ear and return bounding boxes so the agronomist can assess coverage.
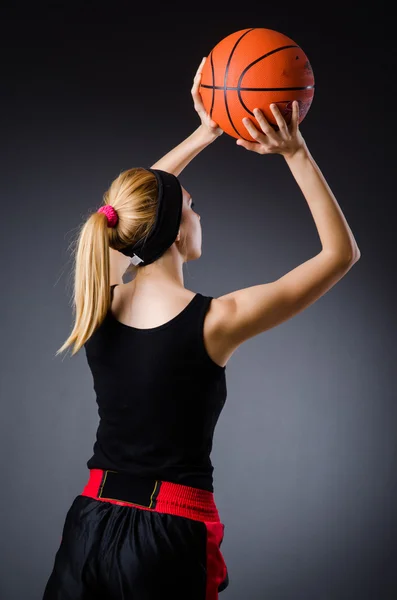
[175,229,181,243]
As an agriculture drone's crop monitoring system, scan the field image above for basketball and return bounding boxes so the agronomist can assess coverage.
[199,28,315,142]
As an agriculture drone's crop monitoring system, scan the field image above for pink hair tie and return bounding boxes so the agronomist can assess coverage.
[97,205,118,228]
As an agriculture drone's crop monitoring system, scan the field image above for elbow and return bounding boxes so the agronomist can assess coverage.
[327,245,361,267]
[349,245,361,265]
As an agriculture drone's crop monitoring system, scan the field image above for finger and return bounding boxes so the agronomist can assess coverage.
[191,72,204,101]
[192,69,202,86]
[252,108,279,141]
[290,100,300,135]
[191,57,205,88]
[195,56,206,77]
[269,103,289,135]
[242,116,267,142]
[236,138,263,152]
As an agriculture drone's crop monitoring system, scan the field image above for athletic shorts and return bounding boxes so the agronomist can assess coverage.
[42,469,229,599]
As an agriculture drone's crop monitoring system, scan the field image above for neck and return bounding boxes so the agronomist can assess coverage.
[132,247,185,291]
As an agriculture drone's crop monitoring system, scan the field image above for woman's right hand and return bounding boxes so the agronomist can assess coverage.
[236,101,306,159]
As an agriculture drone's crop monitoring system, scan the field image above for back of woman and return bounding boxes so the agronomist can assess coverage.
[42,57,360,600]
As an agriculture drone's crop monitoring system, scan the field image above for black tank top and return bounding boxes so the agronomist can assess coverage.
[84,285,227,492]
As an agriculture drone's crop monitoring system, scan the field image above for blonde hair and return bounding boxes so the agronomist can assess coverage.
[56,167,160,358]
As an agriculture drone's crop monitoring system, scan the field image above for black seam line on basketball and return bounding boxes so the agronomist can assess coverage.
[237,45,299,91]
[209,51,215,118]
[201,85,315,91]
[224,28,256,138]
[237,45,303,124]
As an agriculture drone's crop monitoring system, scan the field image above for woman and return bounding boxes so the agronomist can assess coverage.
[43,57,360,599]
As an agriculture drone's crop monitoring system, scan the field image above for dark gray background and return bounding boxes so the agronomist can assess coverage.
[1,3,395,599]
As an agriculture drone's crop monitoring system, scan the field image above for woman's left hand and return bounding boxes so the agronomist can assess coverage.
[191,57,223,141]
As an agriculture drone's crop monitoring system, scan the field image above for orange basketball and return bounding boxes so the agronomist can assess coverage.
[199,28,315,142]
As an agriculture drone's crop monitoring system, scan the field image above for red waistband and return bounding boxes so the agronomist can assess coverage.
[81,469,220,523]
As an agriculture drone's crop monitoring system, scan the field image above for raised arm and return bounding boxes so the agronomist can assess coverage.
[212,103,361,355]
[150,124,218,176]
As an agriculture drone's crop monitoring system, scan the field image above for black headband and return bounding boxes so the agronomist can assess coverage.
[120,168,183,267]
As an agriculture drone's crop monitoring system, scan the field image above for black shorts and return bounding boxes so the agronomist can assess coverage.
[42,469,229,599]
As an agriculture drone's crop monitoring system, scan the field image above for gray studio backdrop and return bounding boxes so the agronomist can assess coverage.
[2,9,395,600]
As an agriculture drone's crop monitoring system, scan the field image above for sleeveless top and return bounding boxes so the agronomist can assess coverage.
[84,285,227,492]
